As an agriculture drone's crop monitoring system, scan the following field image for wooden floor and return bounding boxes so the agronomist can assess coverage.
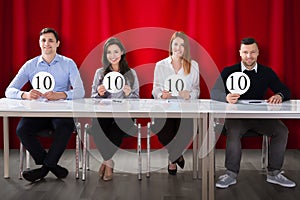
[1,149,300,200]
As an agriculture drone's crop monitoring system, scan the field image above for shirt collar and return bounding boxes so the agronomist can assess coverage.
[166,56,172,64]
[37,54,60,66]
[241,62,258,73]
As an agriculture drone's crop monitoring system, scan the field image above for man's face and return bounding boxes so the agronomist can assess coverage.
[39,32,60,56]
[239,43,259,69]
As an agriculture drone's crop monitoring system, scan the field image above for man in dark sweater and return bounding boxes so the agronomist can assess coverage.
[211,37,295,188]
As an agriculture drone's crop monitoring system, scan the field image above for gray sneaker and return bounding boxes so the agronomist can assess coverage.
[267,171,296,188]
[216,174,237,188]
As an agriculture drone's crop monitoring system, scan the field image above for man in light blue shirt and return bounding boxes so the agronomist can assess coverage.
[5,28,85,182]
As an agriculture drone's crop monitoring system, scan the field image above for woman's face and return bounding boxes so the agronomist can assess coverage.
[106,44,123,66]
[171,37,185,58]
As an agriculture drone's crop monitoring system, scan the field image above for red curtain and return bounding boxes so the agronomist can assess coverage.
[1,0,300,149]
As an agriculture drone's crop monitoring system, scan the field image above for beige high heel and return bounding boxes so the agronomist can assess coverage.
[98,163,106,178]
[103,160,114,181]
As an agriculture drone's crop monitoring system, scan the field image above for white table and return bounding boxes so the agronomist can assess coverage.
[0,98,205,180]
[4,98,298,199]
[201,100,300,200]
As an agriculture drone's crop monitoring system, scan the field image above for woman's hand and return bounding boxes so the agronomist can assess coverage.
[179,90,190,100]
[123,85,131,97]
[161,90,172,99]
[97,85,107,96]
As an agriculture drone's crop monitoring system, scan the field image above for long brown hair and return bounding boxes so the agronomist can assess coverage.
[168,31,191,75]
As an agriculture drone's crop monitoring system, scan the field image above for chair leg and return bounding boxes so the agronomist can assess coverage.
[146,122,151,178]
[19,142,31,179]
[82,123,89,181]
[19,143,25,179]
[137,123,142,180]
[26,150,30,169]
[261,135,269,169]
[86,132,90,171]
[75,122,81,179]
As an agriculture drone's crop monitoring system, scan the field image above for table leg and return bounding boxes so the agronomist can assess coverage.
[3,117,9,178]
[193,118,198,179]
[197,117,202,179]
[208,113,215,200]
[201,113,208,200]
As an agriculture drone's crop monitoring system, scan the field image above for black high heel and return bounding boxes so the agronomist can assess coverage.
[168,163,177,175]
[174,155,185,169]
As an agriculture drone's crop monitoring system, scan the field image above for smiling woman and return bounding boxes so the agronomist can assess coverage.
[89,37,140,181]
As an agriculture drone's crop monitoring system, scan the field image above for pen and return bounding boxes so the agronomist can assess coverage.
[249,101,262,103]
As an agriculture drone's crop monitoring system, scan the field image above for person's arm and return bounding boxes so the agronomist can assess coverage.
[91,68,110,98]
[91,68,101,98]
[125,69,139,99]
[268,68,290,101]
[64,60,85,100]
[210,72,227,102]
[152,62,165,99]
[5,61,31,99]
[188,60,200,99]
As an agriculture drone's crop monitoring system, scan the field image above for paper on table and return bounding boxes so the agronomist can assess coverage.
[93,99,125,105]
[238,100,267,104]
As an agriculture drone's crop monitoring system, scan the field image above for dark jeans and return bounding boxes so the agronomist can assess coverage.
[16,117,74,168]
[225,119,288,174]
[91,118,136,161]
[152,118,193,162]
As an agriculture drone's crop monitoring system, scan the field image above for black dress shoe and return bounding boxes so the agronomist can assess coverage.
[49,165,69,179]
[22,166,49,182]
[174,155,185,169]
[168,164,177,175]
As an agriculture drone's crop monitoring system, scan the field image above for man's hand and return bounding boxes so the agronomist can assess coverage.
[226,93,240,104]
[22,89,43,100]
[267,94,282,104]
[43,91,67,100]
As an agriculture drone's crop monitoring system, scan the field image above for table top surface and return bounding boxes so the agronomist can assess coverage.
[1,98,300,118]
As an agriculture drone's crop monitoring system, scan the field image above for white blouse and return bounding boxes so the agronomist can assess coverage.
[152,56,200,99]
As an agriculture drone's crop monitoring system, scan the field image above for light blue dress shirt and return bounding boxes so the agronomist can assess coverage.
[5,54,85,100]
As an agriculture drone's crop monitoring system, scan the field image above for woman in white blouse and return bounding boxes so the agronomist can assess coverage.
[152,31,200,175]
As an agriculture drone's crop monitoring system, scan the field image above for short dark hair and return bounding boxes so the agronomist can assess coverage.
[40,28,59,42]
[241,37,258,47]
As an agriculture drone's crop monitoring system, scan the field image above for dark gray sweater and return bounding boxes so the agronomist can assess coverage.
[210,63,290,102]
